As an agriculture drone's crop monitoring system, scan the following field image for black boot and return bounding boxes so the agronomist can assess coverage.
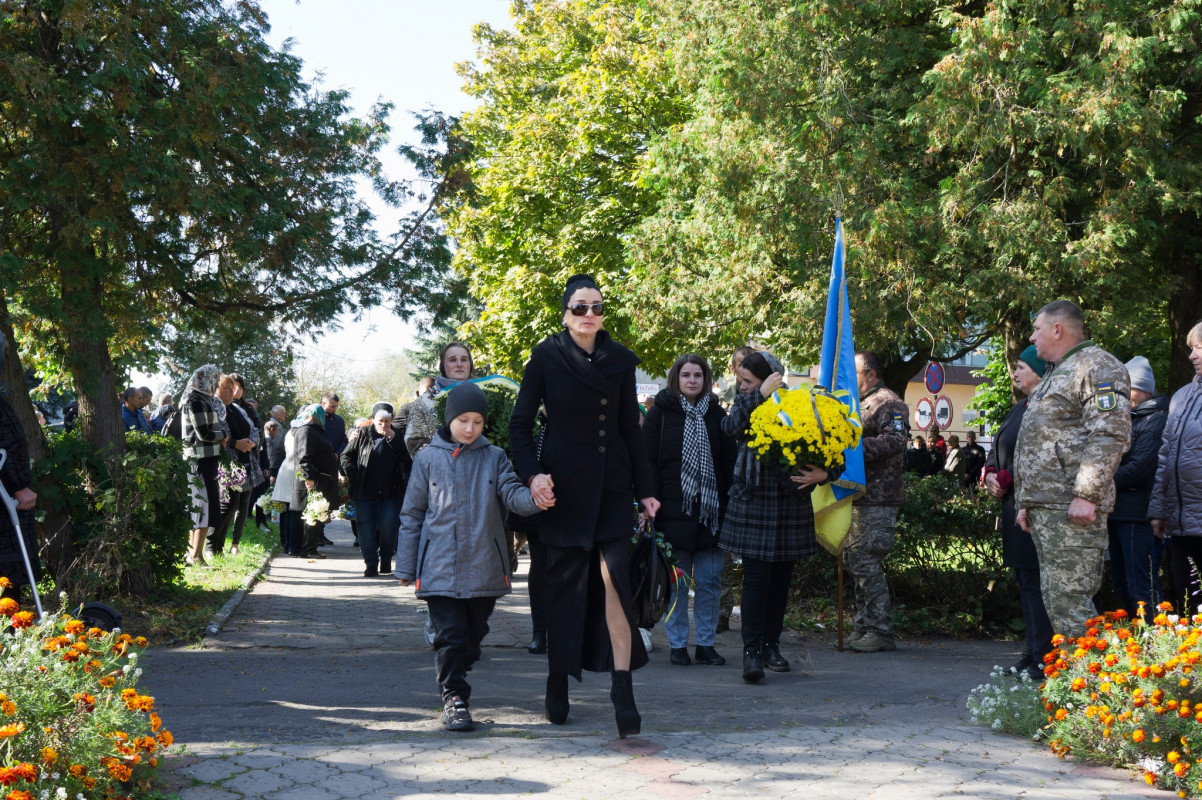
[527,631,547,655]
[363,563,379,578]
[760,642,790,672]
[610,670,641,739]
[545,672,569,724]
[742,646,765,683]
[379,558,391,575]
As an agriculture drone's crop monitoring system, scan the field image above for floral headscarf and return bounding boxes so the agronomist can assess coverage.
[184,364,220,397]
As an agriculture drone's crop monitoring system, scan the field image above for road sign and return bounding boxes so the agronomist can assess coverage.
[924,361,946,394]
[934,394,954,431]
[914,397,934,431]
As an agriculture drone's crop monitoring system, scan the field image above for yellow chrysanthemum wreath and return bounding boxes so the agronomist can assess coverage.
[747,384,862,471]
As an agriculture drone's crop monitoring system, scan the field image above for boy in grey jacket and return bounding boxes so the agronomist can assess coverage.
[396,382,549,732]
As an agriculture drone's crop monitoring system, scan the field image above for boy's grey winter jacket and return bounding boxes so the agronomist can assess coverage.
[396,433,539,599]
[1149,377,1202,538]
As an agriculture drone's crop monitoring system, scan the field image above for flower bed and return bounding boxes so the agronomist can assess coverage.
[972,603,1202,797]
[0,579,172,800]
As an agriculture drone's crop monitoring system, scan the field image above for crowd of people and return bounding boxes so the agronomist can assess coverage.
[2,291,1201,743]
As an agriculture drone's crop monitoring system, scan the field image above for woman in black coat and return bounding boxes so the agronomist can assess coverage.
[291,404,342,559]
[643,355,736,667]
[509,273,660,739]
[983,346,1051,681]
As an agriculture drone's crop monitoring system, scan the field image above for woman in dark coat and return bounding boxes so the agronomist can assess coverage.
[509,273,660,739]
[721,351,837,683]
[341,402,410,577]
[290,404,342,559]
[983,345,1051,681]
[643,355,736,667]
[0,385,38,602]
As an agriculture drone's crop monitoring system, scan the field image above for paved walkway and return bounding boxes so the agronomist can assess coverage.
[146,521,1173,799]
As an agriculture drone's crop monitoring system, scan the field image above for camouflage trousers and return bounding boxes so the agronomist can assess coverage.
[1028,507,1107,638]
[844,505,898,638]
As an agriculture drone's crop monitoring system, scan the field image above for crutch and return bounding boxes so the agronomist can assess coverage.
[0,448,43,619]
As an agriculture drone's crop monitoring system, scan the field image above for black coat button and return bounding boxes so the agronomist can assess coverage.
[598,446,606,453]
[599,430,606,436]
[600,398,608,406]
[599,414,606,421]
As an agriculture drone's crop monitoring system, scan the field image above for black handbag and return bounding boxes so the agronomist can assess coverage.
[628,522,674,629]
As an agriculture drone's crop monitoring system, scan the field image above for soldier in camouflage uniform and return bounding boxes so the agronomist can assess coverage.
[1015,300,1132,639]
[845,351,910,653]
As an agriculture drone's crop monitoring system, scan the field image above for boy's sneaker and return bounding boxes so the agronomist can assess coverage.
[441,696,474,732]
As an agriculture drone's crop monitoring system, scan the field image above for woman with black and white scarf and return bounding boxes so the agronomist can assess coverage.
[643,355,737,668]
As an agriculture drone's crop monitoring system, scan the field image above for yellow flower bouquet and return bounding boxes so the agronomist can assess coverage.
[746,383,862,471]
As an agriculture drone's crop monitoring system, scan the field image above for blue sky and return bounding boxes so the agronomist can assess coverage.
[259,0,512,361]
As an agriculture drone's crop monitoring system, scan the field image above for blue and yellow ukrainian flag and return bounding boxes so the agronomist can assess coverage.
[813,217,866,554]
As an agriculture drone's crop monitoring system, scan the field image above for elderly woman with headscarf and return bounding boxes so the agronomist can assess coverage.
[207,373,261,557]
[341,402,411,576]
[721,350,838,683]
[181,365,229,566]
[983,346,1052,680]
[405,342,475,458]
[291,404,341,559]
[0,336,38,602]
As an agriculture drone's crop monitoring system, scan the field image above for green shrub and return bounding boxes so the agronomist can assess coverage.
[33,431,193,596]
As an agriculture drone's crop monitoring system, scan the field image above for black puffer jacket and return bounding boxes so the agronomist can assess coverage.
[340,425,411,504]
[1111,394,1169,521]
[642,389,736,553]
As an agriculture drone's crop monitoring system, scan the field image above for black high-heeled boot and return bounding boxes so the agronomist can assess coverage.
[610,670,641,739]
[545,672,569,724]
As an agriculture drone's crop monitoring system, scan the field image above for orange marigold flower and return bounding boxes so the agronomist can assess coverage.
[1169,751,1182,764]
[1,701,14,716]
[149,712,162,732]
[106,762,132,782]
[1145,771,1157,785]
[9,611,34,630]
[80,776,95,789]
[1071,677,1087,691]
[1176,762,1189,777]
[156,730,173,747]
[1055,708,1069,721]
[1118,629,1131,640]
[1112,609,1129,619]
[1133,729,1148,743]
[63,618,84,634]
[40,747,55,764]
[6,790,34,800]
[0,598,17,616]
[98,676,115,688]
[136,695,155,712]
[135,636,148,648]
[0,723,24,738]
[0,577,10,588]
[1052,634,1066,645]
[1160,601,1175,611]
[1088,662,1102,675]
[68,764,86,777]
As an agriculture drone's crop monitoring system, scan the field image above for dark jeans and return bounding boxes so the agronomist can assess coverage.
[1014,566,1054,662]
[527,529,547,637]
[281,508,302,554]
[208,489,250,553]
[356,498,399,569]
[1107,519,1165,614]
[1168,537,1202,613]
[426,596,497,703]
[740,558,795,651]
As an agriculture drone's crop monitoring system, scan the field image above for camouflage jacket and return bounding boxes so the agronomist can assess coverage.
[856,382,909,507]
[1015,340,1132,511]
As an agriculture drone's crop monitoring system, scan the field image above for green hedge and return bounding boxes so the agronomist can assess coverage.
[33,431,193,596]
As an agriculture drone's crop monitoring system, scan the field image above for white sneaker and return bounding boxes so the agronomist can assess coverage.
[639,627,654,653]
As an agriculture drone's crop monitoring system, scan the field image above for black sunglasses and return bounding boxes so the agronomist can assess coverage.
[567,302,604,317]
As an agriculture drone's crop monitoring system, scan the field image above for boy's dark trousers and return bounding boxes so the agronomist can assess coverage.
[426,596,497,703]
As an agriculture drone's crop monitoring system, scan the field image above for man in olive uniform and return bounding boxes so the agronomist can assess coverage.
[846,351,910,653]
[1016,300,1131,638]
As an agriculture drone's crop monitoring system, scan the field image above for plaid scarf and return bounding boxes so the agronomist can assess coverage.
[680,393,720,530]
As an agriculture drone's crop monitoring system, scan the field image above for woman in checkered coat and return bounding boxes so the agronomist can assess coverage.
[721,351,841,683]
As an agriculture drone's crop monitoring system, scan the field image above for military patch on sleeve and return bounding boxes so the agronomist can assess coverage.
[1094,382,1118,411]
[891,413,906,432]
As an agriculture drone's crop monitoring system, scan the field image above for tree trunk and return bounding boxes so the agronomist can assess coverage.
[0,291,77,577]
[60,270,125,462]
[1001,310,1033,402]
[1166,214,1202,392]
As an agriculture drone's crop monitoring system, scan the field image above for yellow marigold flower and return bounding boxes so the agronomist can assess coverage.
[68,764,86,777]
[156,730,174,747]
[98,676,115,688]
[63,619,84,635]
[40,746,56,764]
[0,598,18,616]
[1055,708,1068,721]
[149,712,162,733]
[1,700,15,716]
[10,611,34,630]
[0,576,10,588]
[0,722,25,738]
[1133,728,1147,743]
[1182,678,1192,688]
[1175,762,1188,777]
[1145,771,1157,785]
[1169,751,1182,764]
